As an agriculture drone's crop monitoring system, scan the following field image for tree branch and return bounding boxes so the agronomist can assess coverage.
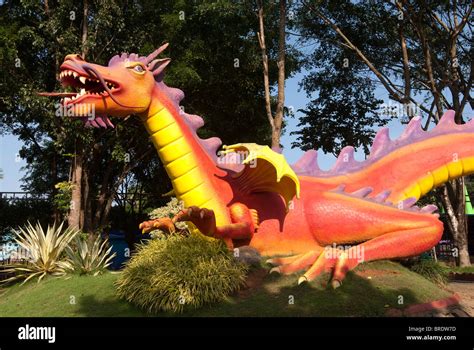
[256,0,275,131]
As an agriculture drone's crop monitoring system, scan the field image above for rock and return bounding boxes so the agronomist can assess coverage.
[233,246,262,267]
[449,308,470,317]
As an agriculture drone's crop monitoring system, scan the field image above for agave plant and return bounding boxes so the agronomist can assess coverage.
[64,235,115,276]
[1,222,80,284]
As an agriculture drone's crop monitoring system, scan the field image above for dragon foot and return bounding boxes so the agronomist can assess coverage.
[138,206,215,235]
[268,247,359,288]
[173,206,217,234]
[139,204,256,251]
[139,217,176,234]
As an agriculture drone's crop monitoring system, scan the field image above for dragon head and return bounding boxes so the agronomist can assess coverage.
[39,43,171,128]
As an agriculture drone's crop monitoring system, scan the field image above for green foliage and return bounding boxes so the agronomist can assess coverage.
[53,181,74,218]
[293,75,387,155]
[410,259,449,286]
[1,222,80,284]
[115,234,248,313]
[64,235,115,276]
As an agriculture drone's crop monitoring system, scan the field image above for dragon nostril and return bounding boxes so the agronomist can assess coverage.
[64,54,84,62]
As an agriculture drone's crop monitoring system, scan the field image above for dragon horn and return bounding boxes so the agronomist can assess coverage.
[151,58,171,76]
[144,43,169,65]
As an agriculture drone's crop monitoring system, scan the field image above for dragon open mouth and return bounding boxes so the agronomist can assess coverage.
[39,67,120,106]
[38,66,120,128]
[59,68,120,105]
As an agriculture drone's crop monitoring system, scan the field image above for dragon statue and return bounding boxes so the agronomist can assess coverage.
[41,44,474,287]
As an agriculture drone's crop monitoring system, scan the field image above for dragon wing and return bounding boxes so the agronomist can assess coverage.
[219,143,300,207]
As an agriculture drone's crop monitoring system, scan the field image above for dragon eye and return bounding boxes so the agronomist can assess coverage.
[133,65,145,73]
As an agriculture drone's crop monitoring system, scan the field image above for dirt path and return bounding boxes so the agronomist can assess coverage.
[447,281,474,316]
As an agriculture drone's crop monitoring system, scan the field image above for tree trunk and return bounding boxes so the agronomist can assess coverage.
[257,0,287,150]
[439,178,471,266]
[67,0,89,231]
[82,164,92,232]
[68,151,83,229]
[51,153,60,223]
[272,0,286,149]
[257,1,274,142]
[81,0,89,58]
[92,164,115,229]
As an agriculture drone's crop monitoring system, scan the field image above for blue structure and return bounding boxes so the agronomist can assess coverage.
[107,230,129,270]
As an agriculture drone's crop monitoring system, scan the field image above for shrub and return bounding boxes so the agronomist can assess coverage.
[1,222,80,284]
[53,181,74,219]
[410,259,449,285]
[147,198,188,237]
[64,235,116,276]
[115,234,247,313]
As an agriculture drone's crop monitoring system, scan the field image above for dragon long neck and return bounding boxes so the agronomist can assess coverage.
[140,84,231,225]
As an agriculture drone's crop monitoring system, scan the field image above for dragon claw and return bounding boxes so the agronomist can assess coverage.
[298,276,308,285]
[269,248,359,287]
[269,267,281,274]
[139,217,176,234]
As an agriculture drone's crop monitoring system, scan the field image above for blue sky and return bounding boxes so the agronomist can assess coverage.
[0,70,412,192]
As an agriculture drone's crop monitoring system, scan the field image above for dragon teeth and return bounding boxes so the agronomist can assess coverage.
[79,76,87,84]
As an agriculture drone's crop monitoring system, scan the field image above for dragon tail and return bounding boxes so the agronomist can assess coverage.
[293,110,474,202]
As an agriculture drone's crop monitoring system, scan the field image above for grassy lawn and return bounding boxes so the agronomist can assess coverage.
[0,261,451,317]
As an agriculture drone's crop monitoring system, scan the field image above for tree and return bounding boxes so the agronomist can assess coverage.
[292,66,387,156]
[256,0,288,149]
[296,0,473,265]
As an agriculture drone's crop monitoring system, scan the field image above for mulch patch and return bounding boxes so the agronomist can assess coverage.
[355,269,401,278]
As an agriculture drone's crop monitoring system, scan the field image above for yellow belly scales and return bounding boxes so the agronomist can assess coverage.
[400,157,474,201]
[143,106,228,226]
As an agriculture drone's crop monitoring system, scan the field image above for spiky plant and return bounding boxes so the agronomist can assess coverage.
[410,259,449,286]
[116,234,247,313]
[64,235,116,276]
[1,222,80,284]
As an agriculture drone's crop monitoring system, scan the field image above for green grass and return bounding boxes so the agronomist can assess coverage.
[0,273,146,317]
[445,265,474,274]
[0,261,451,317]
